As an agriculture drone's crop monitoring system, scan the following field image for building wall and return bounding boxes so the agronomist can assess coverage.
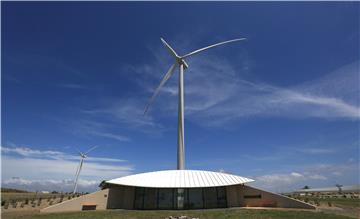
[227,185,315,209]
[41,189,109,213]
[41,184,315,213]
[226,185,239,207]
[107,186,135,209]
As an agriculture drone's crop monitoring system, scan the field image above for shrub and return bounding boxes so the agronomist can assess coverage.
[314,200,320,206]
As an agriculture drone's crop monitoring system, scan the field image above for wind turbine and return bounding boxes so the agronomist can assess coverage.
[144,37,246,170]
[73,146,98,194]
[336,184,343,194]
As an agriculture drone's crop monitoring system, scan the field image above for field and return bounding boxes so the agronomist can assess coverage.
[1,192,83,219]
[1,208,357,219]
[306,197,359,207]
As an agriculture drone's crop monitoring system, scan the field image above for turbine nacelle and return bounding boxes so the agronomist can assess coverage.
[177,58,189,69]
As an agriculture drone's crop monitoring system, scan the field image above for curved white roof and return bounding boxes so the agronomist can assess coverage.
[106,170,254,188]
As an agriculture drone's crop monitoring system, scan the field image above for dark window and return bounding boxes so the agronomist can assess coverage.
[143,188,157,209]
[158,188,174,209]
[216,187,227,208]
[204,187,218,208]
[82,205,96,210]
[133,187,228,210]
[187,188,203,209]
[134,187,145,209]
[244,194,262,199]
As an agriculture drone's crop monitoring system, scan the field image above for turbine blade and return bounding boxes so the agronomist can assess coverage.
[74,147,82,155]
[84,146,98,156]
[78,159,84,175]
[161,38,178,58]
[181,38,246,59]
[74,159,81,178]
[144,63,177,115]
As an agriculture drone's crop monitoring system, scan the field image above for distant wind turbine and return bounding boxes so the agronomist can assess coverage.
[144,37,246,170]
[73,146,98,194]
[336,184,343,194]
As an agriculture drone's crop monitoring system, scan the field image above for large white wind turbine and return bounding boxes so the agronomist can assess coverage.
[73,146,98,194]
[144,37,246,170]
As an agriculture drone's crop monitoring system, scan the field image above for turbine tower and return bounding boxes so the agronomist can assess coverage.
[73,146,98,194]
[144,37,246,170]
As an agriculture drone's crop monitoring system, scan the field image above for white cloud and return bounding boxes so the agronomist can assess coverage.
[297,148,335,155]
[1,146,126,162]
[2,155,132,179]
[251,163,358,193]
[2,177,99,193]
[57,83,87,90]
[128,46,359,127]
[1,146,133,192]
[2,147,63,158]
[64,119,131,142]
[83,98,160,129]
[89,131,130,142]
[308,174,327,180]
[291,172,303,177]
[84,39,359,132]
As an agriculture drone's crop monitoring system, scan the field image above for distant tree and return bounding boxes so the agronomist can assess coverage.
[1,188,29,193]
[302,185,310,190]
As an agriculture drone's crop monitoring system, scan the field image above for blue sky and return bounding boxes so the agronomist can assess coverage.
[2,2,359,192]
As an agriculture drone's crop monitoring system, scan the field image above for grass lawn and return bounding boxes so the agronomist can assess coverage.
[4,208,355,219]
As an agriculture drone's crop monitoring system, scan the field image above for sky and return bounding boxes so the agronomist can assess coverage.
[1,2,359,193]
